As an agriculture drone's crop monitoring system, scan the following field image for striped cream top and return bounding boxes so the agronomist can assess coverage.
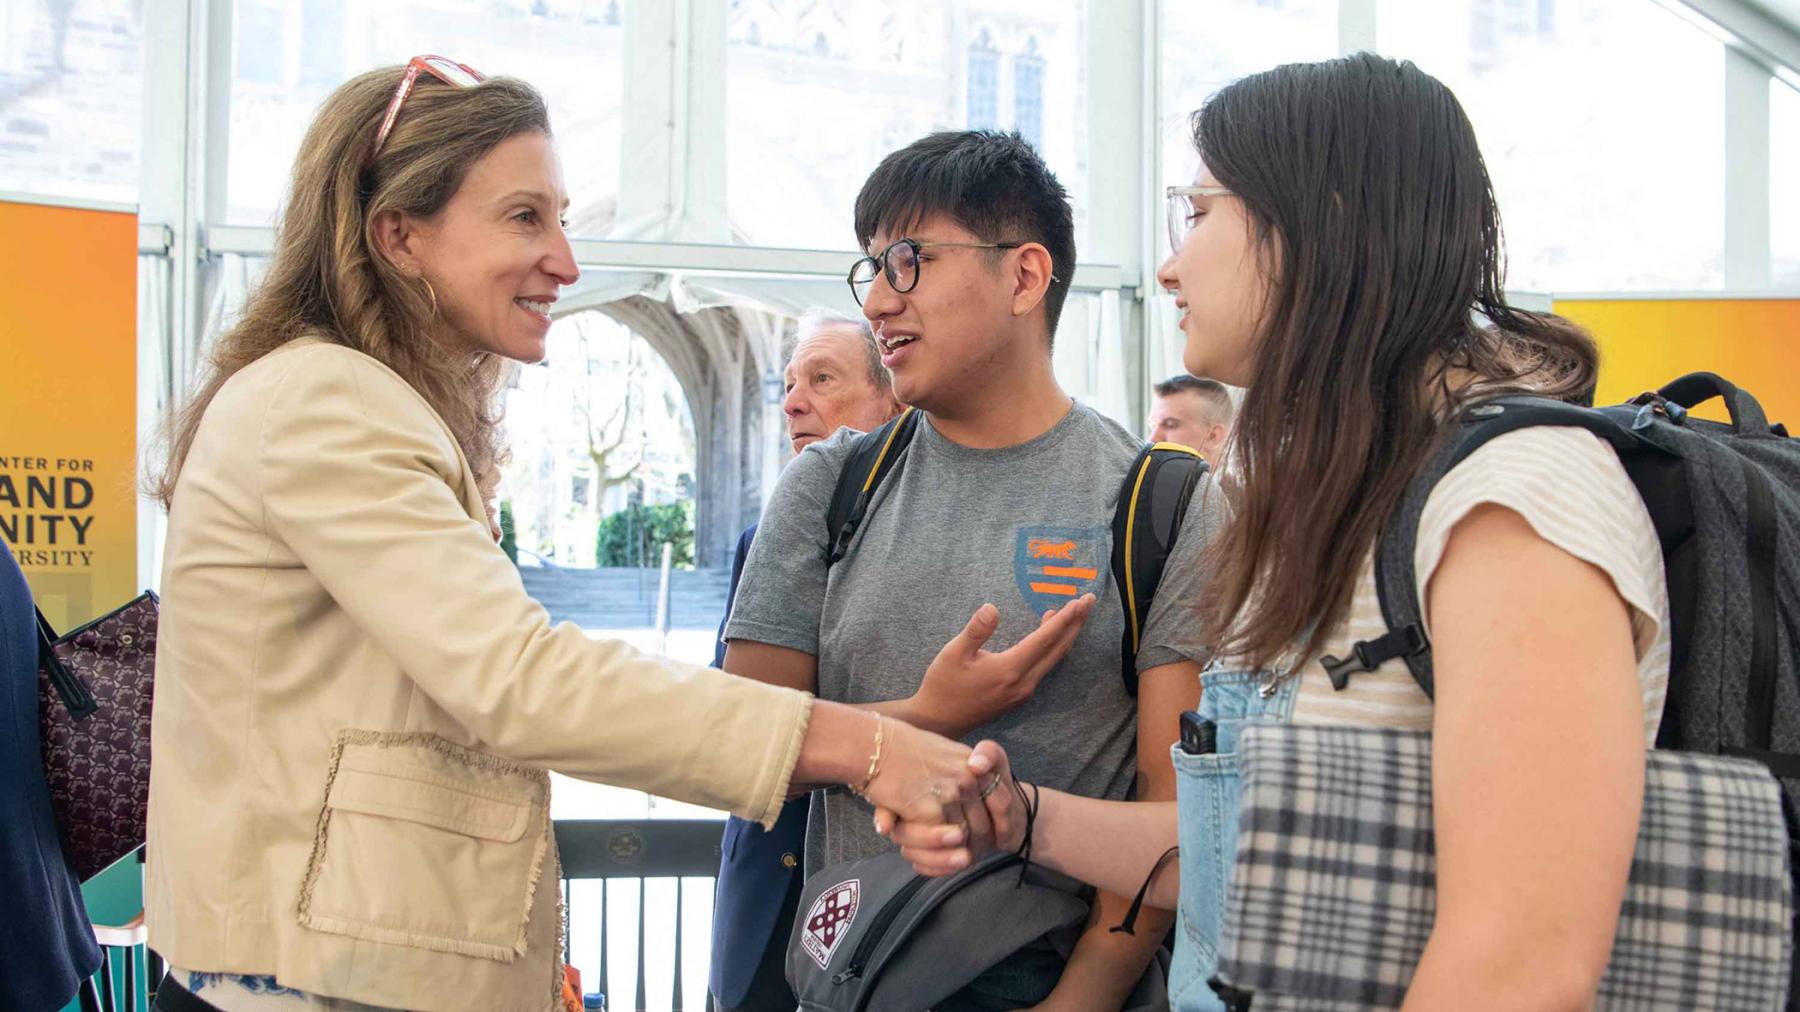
[1282,426,1671,743]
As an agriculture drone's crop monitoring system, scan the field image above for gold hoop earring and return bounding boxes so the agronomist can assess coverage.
[419,276,439,318]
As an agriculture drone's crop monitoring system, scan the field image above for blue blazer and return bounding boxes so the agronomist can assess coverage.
[0,539,102,1010]
[709,526,810,1006]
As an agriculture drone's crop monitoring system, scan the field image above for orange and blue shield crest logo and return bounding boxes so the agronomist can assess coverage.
[1014,525,1107,613]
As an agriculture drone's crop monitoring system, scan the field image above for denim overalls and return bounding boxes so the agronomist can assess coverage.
[1167,663,1297,1011]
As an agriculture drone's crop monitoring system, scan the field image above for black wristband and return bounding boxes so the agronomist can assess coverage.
[1110,845,1180,935]
[1010,778,1041,887]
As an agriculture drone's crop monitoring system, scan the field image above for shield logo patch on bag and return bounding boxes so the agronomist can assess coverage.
[1014,525,1107,614]
[802,878,861,970]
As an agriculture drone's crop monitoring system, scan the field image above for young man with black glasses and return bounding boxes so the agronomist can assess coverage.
[721,131,1224,1009]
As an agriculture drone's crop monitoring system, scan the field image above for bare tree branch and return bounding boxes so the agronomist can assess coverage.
[574,315,648,506]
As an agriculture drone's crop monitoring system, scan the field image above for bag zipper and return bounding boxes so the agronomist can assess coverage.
[831,874,929,984]
[830,852,1035,994]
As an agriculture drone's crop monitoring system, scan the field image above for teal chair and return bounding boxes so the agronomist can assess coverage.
[74,849,157,1012]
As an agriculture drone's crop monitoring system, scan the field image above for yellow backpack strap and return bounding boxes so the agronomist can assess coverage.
[825,408,920,566]
[1110,442,1206,696]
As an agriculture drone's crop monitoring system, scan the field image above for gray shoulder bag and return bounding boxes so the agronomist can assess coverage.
[785,848,1091,1012]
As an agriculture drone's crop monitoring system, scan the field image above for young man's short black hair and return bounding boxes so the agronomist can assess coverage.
[853,130,1076,342]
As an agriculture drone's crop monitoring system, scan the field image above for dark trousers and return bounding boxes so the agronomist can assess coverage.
[713,869,803,1012]
[936,940,1064,1012]
[152,976,222,1012]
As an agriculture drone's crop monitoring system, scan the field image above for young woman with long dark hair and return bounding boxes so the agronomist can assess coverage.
[894,53,1668,1011]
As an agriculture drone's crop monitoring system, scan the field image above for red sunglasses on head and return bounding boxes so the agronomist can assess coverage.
[368,54,487,163]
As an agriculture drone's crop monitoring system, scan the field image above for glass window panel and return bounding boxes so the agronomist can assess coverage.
[236,2,285,86]
[0,0,143,205]
[1380,0,1724,291]
[1773,79,1800,290]
[1014,51,1044,150]
[1159,0,1339,190]
[969,42,1000,130]
[299,0,348,88]
[225,0,625,236]
[726,1,1087,251]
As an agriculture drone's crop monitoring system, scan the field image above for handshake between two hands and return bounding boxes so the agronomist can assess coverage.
[855,591,1098,878]
[872,737,1022,878]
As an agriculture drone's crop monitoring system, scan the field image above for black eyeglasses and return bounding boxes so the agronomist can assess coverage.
[847,237,1028,306]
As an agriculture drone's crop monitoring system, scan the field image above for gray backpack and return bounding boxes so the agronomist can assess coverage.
[785,850,1091,1012]
[1323,372,1800,999]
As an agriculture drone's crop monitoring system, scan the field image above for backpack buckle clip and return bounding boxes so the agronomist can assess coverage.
[1630,392,1688,430]
[1320,642,1376,690]
[1321,625,1428,691]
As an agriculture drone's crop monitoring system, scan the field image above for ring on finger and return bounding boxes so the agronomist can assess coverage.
[979,774,1002,799]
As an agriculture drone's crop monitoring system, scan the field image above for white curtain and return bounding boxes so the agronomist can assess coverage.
[1053,289,1134,431]
[136,253,171,591]
[200,253,272,353]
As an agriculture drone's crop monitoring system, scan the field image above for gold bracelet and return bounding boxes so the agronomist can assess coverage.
[852,714,885,797]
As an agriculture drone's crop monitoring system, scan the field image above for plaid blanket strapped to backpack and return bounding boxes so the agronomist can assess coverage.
[1211,724,1793,1010]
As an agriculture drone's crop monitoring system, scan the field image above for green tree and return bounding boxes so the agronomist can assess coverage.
[596,501,694,569]
[498,500,518,564]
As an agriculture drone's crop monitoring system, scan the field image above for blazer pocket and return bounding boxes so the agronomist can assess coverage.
[298,730,552,962]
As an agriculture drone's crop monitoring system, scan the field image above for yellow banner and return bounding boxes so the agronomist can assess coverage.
[0,200,137,630]
[1555,297,1800,429]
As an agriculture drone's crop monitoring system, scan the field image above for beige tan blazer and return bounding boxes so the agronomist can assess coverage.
[145,337,810,1011]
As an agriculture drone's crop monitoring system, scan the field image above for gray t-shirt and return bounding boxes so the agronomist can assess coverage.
[726,402,1222,872]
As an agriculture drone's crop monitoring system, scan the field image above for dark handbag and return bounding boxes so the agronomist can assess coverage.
[36,591,159,881]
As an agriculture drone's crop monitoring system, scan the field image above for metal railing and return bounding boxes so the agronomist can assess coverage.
[554,819,724,1012]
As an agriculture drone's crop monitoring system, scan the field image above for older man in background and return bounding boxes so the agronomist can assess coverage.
[778,309,902,456]
[708,308,900,1012]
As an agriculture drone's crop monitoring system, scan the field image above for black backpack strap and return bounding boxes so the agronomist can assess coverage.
[1656,371,1775,437]
[1330,396,1676,699]
[1111,442,1206,698]
[1627,374,1784,752]
[1737,459,1782,758]
[36,606,97,718]
[824,408,921,567]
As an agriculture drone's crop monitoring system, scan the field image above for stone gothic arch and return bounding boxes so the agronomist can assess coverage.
[593,295,789,568]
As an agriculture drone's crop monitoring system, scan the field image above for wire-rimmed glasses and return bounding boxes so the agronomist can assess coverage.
[1166,185,1234,253]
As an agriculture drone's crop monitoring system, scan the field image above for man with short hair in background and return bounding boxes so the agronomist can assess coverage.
[1148,374,1234,463]
[708,308,900,1012]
